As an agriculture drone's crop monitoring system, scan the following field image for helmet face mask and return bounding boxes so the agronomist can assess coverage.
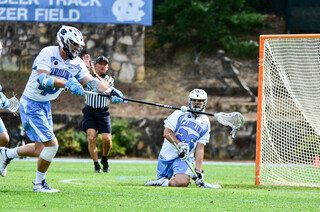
[57,25,85,60]
[188,89,207,113]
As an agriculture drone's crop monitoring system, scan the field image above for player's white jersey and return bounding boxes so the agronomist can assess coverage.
[159,110,211,161]
[23,46,90,102]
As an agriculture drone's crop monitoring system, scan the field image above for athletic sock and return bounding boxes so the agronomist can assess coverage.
[101,156,108,162]
[161,179,169,187]
[6,147,19,159]
[94,162,100,168]
[35,171,46,184]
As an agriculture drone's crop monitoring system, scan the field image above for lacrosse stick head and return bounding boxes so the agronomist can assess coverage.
[215,112,245,138]
[6,97,19,113]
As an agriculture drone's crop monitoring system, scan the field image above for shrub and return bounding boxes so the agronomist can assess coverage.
[55,118,140,157]
[56,128,82,156]
[156,0,266,57]
[111,118,141,156]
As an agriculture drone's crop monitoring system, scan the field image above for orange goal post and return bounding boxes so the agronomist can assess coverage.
[256,34,320,187]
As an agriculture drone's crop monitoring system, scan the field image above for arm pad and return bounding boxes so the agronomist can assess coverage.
[87,78,100,91]
[37,73,54,88]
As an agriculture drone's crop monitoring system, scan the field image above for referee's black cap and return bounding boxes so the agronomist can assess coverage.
[96,56,109,64]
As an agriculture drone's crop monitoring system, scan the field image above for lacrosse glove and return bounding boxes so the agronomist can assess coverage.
[109,87,127,103]
[0,93,9,109]
[192,169,205,186]
[178,143,189,161]
[65,77,84,96]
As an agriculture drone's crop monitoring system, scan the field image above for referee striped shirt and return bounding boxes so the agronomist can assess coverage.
[85,75,114,109]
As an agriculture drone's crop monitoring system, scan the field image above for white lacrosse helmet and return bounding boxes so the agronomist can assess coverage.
[57,25,85,60]
[188,89,207,112]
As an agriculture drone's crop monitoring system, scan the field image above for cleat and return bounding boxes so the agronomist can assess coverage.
[0,147,13,177]
[100,157,110,173]
[95,164,102,173]
[33,179,60,193]
[144,177,168,186]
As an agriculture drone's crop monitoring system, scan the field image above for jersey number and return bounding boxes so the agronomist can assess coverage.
[38,85,59,96]
[176,128,198,150]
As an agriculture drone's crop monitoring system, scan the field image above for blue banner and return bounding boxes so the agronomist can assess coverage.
[0,0,153,26]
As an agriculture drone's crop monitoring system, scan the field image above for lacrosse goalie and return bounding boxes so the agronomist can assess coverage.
[145,89,221,188]
[0,25,126,193]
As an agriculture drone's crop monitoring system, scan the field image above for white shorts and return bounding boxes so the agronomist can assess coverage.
[19,95,55,142]
[156,154,192,179]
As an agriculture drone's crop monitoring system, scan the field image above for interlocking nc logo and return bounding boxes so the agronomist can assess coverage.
[112,0,146,22]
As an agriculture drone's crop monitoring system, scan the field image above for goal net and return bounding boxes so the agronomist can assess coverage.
[256,34,320,187]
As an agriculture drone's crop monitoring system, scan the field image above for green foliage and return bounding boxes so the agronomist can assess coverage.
[156,0,266,57]
[297,134,320,157]
[72,130,89,155]
[56,128,82,156]
[111,118,141,156]
[55,118,140,157]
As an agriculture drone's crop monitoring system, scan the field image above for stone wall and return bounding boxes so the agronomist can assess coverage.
[0,111,257,160]
[0,22,145,83]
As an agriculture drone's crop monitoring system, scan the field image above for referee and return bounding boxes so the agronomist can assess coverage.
[82,55,114,173]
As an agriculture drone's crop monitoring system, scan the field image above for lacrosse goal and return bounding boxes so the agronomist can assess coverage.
[256,34,320,187]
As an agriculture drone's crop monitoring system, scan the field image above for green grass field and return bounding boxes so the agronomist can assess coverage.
[1,159,319,211]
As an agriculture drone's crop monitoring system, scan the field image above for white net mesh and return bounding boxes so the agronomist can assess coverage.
[215,112,244,129]
[259,37,320,187]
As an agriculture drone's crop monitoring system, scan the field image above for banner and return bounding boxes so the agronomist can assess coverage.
[0,0,153,26]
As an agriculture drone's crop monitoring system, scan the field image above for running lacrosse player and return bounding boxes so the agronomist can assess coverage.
[0,25,126,193]
[82,54,114,173]
[145,89,220,188]
[0,85,10,147]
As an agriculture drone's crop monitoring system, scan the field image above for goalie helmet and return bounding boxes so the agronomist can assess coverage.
[188,89,207,112]
[57,25,85,60]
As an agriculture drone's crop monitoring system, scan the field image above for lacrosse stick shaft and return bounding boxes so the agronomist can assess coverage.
[167,134,200,180]
[85,91,244,137]
[167,134,221,189]
[84,90,217,117]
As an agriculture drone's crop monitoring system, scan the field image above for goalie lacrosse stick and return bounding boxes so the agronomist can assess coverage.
[167,133,221,189]
[0,94,19,113]
[84,90,245,138]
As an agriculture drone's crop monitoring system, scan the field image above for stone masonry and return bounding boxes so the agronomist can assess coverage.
[0,22,145,83]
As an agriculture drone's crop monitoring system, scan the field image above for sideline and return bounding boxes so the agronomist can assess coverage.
[14,158,255,166]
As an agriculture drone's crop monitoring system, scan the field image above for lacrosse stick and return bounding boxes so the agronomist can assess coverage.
[167,133,221,189]
[84,90,245,138]
[0,94,19,113]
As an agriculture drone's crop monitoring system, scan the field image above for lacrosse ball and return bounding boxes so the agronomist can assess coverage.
[181,106,188,112]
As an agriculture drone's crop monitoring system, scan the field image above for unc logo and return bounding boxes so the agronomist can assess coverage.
[46,131,52,137]
[112,0,145,22]
[53,60,59,66]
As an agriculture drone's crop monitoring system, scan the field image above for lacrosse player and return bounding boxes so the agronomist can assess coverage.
[217,49,256,102]
[82,54,114,173]
[145,89,218,187]
[0,85,10,147]
[0,25,126,193]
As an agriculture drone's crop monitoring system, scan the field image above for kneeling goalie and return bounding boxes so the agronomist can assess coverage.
[145,89,220,188]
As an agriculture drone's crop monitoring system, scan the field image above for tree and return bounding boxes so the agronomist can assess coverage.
[156,0,265,57]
